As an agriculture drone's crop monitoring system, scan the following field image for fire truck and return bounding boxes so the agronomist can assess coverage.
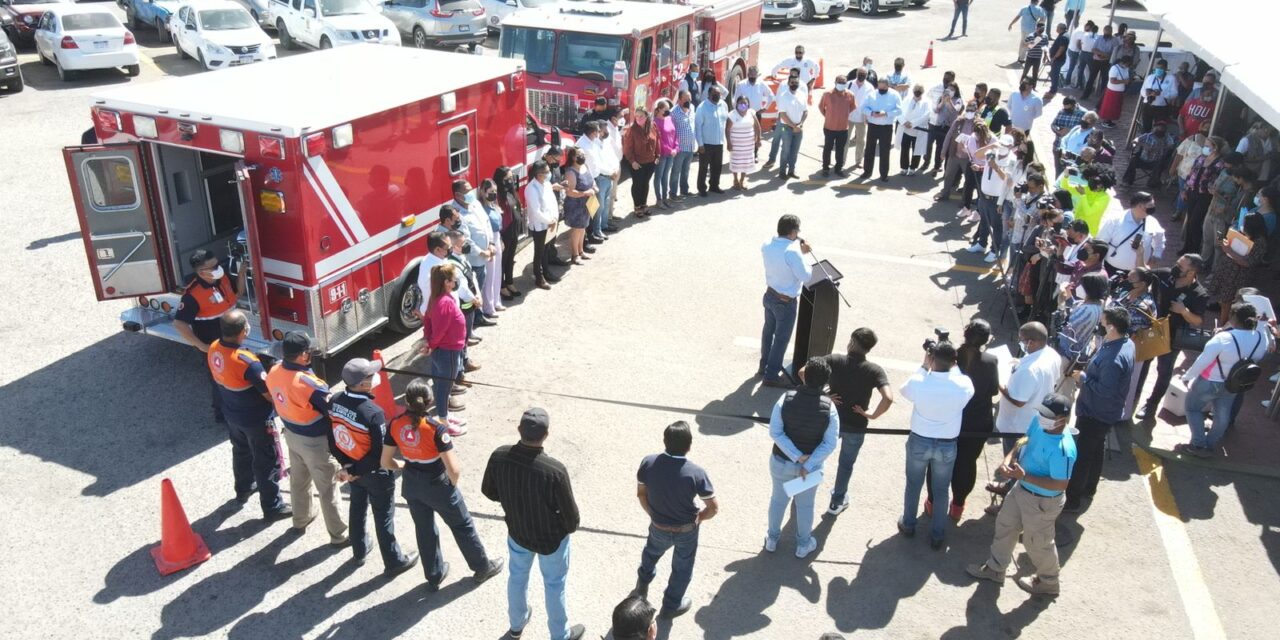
[64,44,555,356]
[498,0,761,132]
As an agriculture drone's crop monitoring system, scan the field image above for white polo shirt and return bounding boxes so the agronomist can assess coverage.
[1097,209,1166,271]
[900,367,976,439]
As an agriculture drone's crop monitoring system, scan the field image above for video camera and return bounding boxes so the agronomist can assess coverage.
[922,327,951,354]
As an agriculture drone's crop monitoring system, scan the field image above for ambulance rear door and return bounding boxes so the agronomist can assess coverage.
[64,143,168,300]
[234,160,273,338]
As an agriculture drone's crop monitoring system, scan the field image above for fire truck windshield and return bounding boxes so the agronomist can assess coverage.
[556,32,627,80]
[499,26,555,75]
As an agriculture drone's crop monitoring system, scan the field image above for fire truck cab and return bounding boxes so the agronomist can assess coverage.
[64,45,545,356]
[499,0,760,132]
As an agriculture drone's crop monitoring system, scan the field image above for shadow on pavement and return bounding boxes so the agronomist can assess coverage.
[227,568,391,639]
[0,334,226,496]
[312,577,482,640]
[937,581,1050,639]
[695,376,777,436]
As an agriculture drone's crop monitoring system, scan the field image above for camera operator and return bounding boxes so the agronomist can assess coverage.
[1064,307,1135,513]
[1008,175,1050,295]
[1096,191,1165,278]
[1019,199,1067,322]
[1133,254,1209,424]
[1054,238,1109,303]
[898,336,975,550]
[926,320,998,523]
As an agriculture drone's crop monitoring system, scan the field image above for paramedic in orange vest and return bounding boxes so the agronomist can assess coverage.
[267,331,349,545]
[177,249,246,424]
[329,358,420,574]
[208,310,290,518]
[383,377,504,591]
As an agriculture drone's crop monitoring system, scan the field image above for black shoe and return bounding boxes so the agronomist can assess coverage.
[632,579,650,598]
[544,273,563,283]
[549,258,572,267]
[474,556,504,584]
[710,188,725,194]
[475,316,497,327]
[821,168,830,177]
[879,176,889,182]
[787,172,800,179]
[659,597,693,619]
[835,169,848,177]
[897,520,915,538]
[779,171,789,180]
[761,376,794,389]
[386,551,420,577]
[567,624,586,640]
[508,609,533,639]
[235,483,259,505]
[264,506,293,521]
[605,224,621,232]
[860,173,872,180]
[582,245,596,254]
[426,561,450,592]
[930,538,946,551]
[586,236,604,245]
[698,190,708,197]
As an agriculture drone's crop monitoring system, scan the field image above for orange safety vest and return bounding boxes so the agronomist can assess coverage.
[266,363,328,426]
[388,414,449,464]
[207,340,261,391]
[185,277,237,321]
[330,412,372,460]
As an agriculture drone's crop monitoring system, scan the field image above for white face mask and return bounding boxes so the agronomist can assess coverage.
[369,374,381,390]
[835,82,848,91]
[210,266,225,280]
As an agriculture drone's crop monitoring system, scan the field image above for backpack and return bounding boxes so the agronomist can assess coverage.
[1216,331,1264,394]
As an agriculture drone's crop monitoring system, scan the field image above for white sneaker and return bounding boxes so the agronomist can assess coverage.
[1269,372,1279,384]
[967,243,985,253]
[956,207,971,219]
[763,536,778,553]
[447,424,468,437]
[795,538,818,559]
[827,498,850,516]
[1263,400,1272,409]
[984,251,998,263]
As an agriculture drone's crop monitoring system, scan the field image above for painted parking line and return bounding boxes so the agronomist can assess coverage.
[1133,448,1227,640]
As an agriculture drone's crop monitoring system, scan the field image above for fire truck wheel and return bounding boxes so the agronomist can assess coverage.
[387,273,424,334]
[278,21,296,50]
[801,0,815,21]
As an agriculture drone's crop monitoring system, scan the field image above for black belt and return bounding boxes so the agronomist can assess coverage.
[652,522,697,533]
[766,287,796,304]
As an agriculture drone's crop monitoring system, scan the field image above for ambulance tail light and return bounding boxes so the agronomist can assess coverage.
[61,36,77,49]
[258,135,285,159]
[259,190,286,213]
[133,115,158,138]
[303,131,326,157]
[137,295,149,307]
[95,109,121,133]
[160,301,173,313]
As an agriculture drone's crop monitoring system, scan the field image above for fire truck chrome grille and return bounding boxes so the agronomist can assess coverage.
[527,89,580,131]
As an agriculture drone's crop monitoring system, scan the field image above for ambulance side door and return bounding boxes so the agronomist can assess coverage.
[443,113,478,190]
[63,144,169,300]
[234,161,274,337]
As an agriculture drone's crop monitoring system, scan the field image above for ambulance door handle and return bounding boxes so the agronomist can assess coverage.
[92,230,151,282]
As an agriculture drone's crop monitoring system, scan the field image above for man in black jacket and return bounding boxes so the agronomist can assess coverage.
[482,408,586,640]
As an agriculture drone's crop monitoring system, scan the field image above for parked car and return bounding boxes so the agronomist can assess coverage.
[478,0,553,36]
[762,0,800,24]
[381,0,484,49]
[169,0,275,69]
[0,27,23,91]
[852,0,907,14]
[120,0,181,42]
[2,0,71,47]
[801,0,844,21]
[33,4,140,80]
[271,0,399,50]
[231,0,273,26]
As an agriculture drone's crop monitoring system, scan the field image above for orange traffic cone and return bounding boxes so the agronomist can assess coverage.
[922,41,935,69]
[370,349,399,417]
[814,57,826,90]
[151,479,211,576]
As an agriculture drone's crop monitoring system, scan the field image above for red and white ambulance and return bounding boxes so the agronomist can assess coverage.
[65,44,554,356]
[498,0,760,131]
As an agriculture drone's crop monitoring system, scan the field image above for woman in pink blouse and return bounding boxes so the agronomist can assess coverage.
[420,262,467,433]
[652,99,679,209]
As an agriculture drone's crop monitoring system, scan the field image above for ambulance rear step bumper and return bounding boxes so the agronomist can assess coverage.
[120,306,273,355]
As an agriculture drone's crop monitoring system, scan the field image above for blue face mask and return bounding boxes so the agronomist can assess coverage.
[1155,68,1166,78]
[464,192,476,204]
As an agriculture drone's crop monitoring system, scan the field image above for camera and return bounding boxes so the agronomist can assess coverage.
[1014,182,1030,195]
[922,327,951,353]
[985,151,996,162]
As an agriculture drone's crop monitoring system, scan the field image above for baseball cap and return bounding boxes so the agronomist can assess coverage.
[1037,393,1072,420]
[281,331,312,359]
[341,358,382,387]
[518,407,550,440]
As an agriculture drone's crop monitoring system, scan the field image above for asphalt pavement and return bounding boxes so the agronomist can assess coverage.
[1,1,1278,638]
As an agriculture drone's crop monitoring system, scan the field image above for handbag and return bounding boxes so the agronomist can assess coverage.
[1131,308,1170,362]
[1171,323,1214,353]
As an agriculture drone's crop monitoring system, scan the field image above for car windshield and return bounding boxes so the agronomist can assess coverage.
[199,9,255,30]
[556,32,626,80]
[498,26,554,75]
[61,13,121,31]
[320,0,372,16]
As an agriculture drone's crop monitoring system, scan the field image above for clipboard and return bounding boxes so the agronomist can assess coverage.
[586,194,600,217]
[1225,228,1253,257]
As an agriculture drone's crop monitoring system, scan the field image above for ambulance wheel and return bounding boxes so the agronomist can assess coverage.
[277,20,296,50]
[125,64,140,77]
[320,36,333,49]
[387,272,423,334]
[413,26,428,49]
[801,0,815,21]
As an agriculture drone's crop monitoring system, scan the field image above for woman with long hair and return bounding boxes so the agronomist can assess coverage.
[421,262,468,433]
[926,318,1000,522]
[383,378,503,590]
[561,146,596,265]
[493,166,526,301]
[1207,212,1270,327]
[477,178,506,315]
[652,99,678,209]
[1181,135,1228,254]
[623,106,660,217]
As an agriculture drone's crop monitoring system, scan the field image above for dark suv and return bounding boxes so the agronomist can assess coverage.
[0,28,22,92]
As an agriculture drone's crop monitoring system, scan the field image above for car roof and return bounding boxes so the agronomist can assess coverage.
[45,4,123,16]
[502,0,697,35]
[92,45,526,136]
[185,0,251,12]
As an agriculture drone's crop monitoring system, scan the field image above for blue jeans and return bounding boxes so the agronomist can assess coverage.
[508,536,571,640]
[902,433,958,541]
[654,154,673,202]
[1175,176,1189,214]
[1185,377,1237,449]
[948,3,968,35]
[593,175,614,235]
[767,122,783,164]
[429,347,462,419]
[779,126,803,174]
[973,193,1002,253]
[830,431,866,505]
[637,523,699,613]
[1049,58,1065,93]
[759,291,798,379]
[672,150,694,196]
[767,455,818,548]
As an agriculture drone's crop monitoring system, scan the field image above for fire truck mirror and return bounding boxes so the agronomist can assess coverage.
[612,60,628,89]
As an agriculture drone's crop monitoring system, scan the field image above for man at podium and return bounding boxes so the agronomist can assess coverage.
[760,215,813,388]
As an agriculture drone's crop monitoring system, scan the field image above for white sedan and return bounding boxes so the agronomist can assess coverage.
[170,0,275,70]
[33,4,139,81]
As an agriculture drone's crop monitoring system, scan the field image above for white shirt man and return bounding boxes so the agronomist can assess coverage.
[734,74,775,112]
[1008,88,1044,132]
[461,198,495,269]
[776,85,809,131]
[524,175,557,232]
[417,244,475,314]
[996,337,1063,436]
[1096,196,1166,272]
[847,78,878,124]
[762,236,812,299]
[773,52,820,88]
[1141,72,1178,108]
[578,130,605,178]
[900,365,976,439]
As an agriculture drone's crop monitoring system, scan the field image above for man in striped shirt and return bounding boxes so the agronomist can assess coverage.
[482,408,585,640]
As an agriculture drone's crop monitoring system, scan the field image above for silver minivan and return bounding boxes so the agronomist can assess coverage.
[380,0,485,50]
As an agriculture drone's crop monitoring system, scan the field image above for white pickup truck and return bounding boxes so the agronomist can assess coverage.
[270,0,399,50]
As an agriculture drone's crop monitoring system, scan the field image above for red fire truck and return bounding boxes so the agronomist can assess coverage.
[498,0,761,131]
[64,44,554,356]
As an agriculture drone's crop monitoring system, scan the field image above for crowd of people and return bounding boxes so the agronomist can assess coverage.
[165,3,1280,638]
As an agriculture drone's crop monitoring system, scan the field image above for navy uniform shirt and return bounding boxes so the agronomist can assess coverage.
[207,339,272,425]
[637,453,715,528]
[175,261,237,345]
[328,390,387,476]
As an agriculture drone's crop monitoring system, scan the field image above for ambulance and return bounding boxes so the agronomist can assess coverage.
[498,0,761,132]
[65,44,555,356]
